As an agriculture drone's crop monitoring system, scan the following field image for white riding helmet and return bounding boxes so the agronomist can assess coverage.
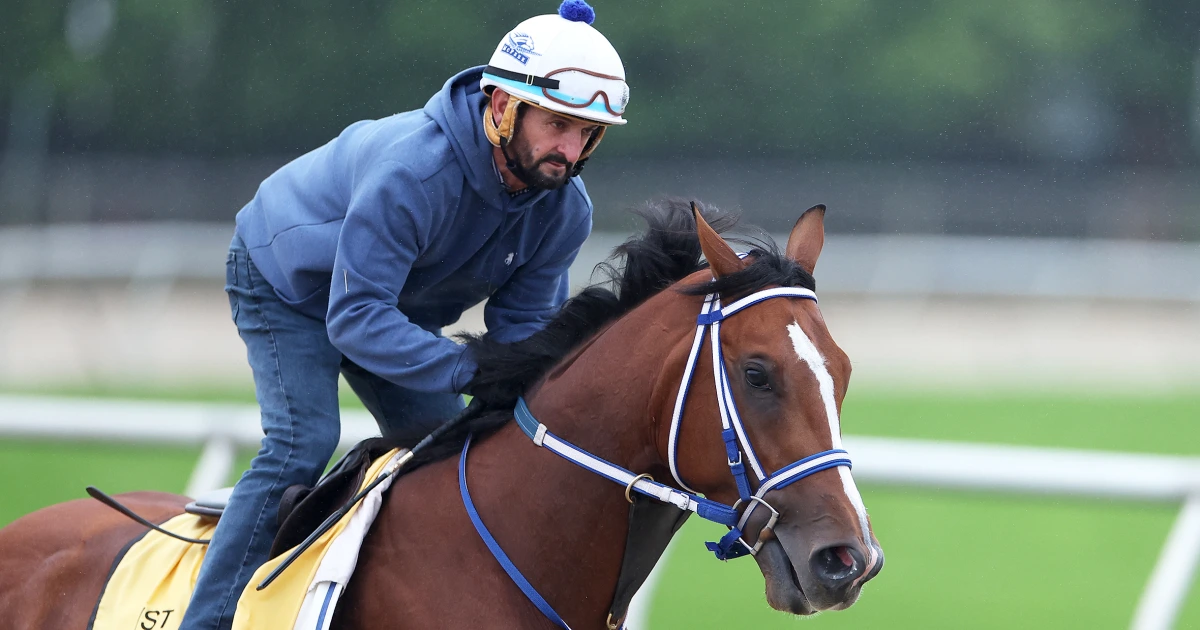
[481,0,629,128]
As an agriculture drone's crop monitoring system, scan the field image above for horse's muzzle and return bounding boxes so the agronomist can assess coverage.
[760,526,883,614]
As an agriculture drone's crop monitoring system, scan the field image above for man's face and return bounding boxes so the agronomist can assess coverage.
[507,106,602,190]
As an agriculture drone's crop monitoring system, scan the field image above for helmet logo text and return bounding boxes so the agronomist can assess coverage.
[502,33,540,66]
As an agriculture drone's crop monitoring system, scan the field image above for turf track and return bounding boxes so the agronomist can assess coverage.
[2,389,1197,628]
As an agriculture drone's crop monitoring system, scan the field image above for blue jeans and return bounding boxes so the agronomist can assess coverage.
[180,235,464,630]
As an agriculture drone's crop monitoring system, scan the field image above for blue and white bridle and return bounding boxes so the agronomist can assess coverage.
[668,286,853,559]
[511,286,852,556]
[458,285,855,629]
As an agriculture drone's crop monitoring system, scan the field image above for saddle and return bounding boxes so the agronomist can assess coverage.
[92,445,403,630]
[185,437,396,558]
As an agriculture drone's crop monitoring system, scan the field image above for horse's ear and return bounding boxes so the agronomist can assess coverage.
[693,202,745,278]
[785,204,826,273]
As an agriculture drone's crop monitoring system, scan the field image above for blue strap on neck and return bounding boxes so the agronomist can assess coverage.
[513,397,541,438]
[459,435,572,629]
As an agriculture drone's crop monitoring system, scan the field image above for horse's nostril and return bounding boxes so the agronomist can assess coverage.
[811,545,866,588]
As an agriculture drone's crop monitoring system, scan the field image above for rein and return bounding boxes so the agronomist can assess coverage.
[458,285,854,628]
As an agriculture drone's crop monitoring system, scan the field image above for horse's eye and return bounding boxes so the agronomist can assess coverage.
[745,366,770,390]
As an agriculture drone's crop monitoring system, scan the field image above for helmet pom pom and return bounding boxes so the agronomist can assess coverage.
[558,0,596,25]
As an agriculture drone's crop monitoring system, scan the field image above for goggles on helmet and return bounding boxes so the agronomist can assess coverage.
[542,68,629,116]
[484,65,629,117]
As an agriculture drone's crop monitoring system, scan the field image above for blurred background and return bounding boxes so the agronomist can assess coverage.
[1,0,1199,628]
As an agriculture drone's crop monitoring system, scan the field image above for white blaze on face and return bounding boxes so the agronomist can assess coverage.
[787,321,875,564]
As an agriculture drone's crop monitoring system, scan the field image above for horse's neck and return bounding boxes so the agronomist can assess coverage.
[350,293,694,630]
[463,291,694,625]
[460,293,694,627]
[524,287,698,494]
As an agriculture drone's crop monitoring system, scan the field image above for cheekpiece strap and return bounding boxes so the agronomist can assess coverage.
[721,428,752,501]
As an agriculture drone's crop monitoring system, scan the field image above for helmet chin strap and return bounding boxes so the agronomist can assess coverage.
[571,125,605,177]
[499,136,541,192]
[484,96,537,189]
[483,95,522,150]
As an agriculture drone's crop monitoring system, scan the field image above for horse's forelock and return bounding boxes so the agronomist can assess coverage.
[679,247,816,299]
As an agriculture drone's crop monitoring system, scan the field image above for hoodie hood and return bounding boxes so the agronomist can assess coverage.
[425,66,551,211]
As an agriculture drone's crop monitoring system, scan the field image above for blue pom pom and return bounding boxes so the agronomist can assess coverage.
[558,0,596,25]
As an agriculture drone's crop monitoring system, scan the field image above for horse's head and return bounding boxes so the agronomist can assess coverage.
[659,204,883,614]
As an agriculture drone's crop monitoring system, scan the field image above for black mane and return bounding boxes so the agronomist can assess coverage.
[402,198,816,466]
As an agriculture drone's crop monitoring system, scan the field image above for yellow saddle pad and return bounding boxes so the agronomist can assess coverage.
[89,448,401,630]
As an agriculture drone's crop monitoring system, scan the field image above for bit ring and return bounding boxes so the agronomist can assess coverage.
[625,473,655,504]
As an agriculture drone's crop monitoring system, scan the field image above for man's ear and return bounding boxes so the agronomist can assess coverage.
[490,89,510,126]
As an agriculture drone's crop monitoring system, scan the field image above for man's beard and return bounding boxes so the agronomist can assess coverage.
[503,132,573,191]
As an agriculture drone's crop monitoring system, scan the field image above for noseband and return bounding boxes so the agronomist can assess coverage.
[458,285,853,628]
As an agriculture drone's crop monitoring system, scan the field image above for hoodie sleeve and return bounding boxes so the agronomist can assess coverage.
[483,210,592,344]
[326,161,475,393]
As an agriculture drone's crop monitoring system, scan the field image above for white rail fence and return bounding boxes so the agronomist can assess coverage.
[0,394,1197,630]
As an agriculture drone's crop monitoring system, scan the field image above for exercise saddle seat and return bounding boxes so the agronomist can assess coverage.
[182,437,397,558]
[184,487,234,519]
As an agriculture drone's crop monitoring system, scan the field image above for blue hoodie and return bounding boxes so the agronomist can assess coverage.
[235,66,593,393]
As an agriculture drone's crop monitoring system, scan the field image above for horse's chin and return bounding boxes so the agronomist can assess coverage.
[753,539,815,615]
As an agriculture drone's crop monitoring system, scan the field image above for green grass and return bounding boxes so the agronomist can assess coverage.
[1,388,1198,627]
[0,440,199,527]
[653,489,1199,629]
[843,390,1200,456]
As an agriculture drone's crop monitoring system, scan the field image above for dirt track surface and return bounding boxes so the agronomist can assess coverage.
[1,284,1196,394]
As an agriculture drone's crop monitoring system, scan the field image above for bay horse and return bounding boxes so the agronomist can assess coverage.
[0,200,883,629]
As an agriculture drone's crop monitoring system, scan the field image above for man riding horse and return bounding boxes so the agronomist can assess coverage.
[182,2,629,628]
